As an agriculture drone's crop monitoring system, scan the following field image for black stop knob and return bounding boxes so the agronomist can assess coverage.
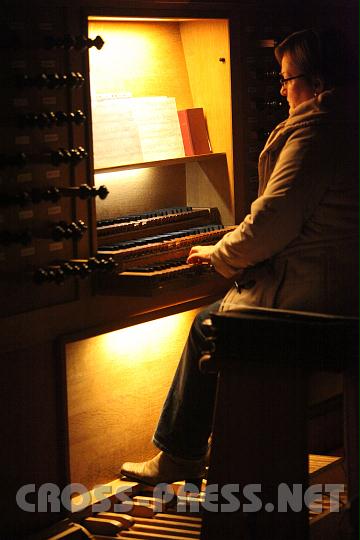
[47,73,62,89]
[61,262,75,276]
[45,187,61,203]
[87,257,101,271]
[95,185,109,200]
[15,191,32,206]
[92,36,105,50]
[78,184,92,199]
[65,71,84,87]
[33,268,49,284]
[50,225,65,241]
[55,111,68,125]
[53,268,66,284]
[73,110,87,124]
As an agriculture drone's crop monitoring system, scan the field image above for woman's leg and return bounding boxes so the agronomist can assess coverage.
[152,300,221,460]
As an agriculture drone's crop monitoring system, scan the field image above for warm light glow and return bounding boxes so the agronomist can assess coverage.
[65,307,202,487]
[87,19,194,110]
[95,168,145,184]
[99,310,195,367]
[88,24,153,97]
[88,17,223,23]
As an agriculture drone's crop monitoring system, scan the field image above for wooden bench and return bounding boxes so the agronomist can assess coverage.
[200,307,358,540]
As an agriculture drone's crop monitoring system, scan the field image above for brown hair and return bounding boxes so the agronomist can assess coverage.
[275,28,356,89]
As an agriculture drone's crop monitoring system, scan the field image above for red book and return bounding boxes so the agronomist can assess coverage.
[177,108,212,156]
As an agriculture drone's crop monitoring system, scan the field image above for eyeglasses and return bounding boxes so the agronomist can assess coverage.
[279,74,305,86]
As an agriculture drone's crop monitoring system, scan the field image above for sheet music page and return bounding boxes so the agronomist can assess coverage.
[131,96,185,162]
[92,93,143,169]
[92,94,185,169]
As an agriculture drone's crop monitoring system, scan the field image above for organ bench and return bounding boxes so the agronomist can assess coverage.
[201,306,359,540]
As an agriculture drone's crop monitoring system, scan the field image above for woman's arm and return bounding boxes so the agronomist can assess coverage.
[210,125,333,278]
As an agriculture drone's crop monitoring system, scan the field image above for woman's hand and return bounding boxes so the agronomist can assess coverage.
[187,245,215,265]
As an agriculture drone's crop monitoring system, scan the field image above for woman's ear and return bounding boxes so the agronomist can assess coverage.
[313,77,325,96]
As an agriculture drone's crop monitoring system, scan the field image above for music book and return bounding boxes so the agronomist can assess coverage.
[177,107,212,156]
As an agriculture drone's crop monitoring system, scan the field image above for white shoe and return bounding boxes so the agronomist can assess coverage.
[120,451,206,486]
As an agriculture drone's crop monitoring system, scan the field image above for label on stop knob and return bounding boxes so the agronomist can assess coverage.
[20,247,35,257]
[44,133,59,143]
[11,60,26,69]
[15,136,30,145]
[49,242,63,252]
[17,172,33,183]
[13,98,28,107]
[46,170,60,179]
[40,60,56,69]
[42,97,57,106]
[48,206,62,216]
[19,210,34,221]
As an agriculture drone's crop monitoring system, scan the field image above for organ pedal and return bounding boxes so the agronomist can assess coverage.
[44,453,344,539]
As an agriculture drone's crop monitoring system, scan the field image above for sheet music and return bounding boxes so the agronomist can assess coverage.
[92,95,185,169]
[92,94,142,169]
[132,96,185,162]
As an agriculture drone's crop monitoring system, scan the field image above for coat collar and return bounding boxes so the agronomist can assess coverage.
[261,86,357,156]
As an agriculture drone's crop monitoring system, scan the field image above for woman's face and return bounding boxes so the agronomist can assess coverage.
[280,52,315,112]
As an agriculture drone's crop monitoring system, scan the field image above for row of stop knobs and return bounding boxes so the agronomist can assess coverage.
[0,184,109,208]
[18,110,86,128]
[16,71,85,89]
[43,34,104,51]
[1,31,104,51]
[0,220,88,246]
[33,257,116,284]
[0,146,88,168]
[0,184,109,207]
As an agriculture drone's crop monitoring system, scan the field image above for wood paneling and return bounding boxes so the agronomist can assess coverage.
[95,165,187,221]
[88,21,193,111]
[1,342,65,535]
[65,307,201,488]
[180,20,233,214]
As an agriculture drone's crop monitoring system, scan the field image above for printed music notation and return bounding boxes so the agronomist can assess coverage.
[91,95,185,169]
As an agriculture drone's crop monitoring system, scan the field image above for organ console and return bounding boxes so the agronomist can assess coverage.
[96,206,235,295]
[1,1,356,538]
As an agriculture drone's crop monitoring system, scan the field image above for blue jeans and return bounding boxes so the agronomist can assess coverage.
[153,301,221,460]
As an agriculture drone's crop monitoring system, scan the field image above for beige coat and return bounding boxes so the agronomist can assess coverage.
[211,88,359,316]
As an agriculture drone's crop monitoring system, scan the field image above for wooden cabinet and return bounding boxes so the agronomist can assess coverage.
[88,16,235,234]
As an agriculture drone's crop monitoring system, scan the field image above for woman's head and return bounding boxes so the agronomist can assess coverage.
[275,28,354,112]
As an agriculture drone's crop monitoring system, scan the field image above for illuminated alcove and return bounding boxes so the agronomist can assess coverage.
[88,15,235,225]
[65,307,202,488]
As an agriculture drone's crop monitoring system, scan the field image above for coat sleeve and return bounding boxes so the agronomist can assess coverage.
[211,125,333,278]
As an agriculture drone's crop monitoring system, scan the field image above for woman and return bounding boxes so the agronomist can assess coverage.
[121,28,358,485]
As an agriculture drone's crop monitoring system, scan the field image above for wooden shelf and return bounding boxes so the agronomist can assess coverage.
[94,152,225,174]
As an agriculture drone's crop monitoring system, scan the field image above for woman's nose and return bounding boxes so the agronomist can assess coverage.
[280,85,287,97]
